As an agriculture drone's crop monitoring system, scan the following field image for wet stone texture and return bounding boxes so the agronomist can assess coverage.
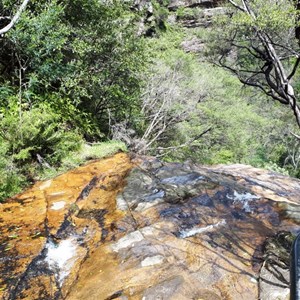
[1,155,300,299]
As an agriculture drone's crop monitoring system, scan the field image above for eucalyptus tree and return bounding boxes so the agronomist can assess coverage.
[213,0,300,129]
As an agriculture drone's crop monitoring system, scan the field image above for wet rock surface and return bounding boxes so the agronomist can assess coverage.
[0,153,132,300]
[1,154,300,299]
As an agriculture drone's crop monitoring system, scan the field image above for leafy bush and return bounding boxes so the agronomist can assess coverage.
[0,101,83,201]
[0,0,145,200]
[176,7,203,20]
[263,162,290,176]
[0,140,25,201]
[0,102,82,165]
[39,141,127,180]
[2,0,146,138]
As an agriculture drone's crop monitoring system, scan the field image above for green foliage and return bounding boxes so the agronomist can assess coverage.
[212,150,235,164]
[152,1,170,30]
[176,7,203,20]
[59,0,146,128]
[0,0,146,200]
[144,25,297,175]
[146,28,184,54]
[210,0,298,71]
[2,0,146,135]
[1,0,299,202]
[263,162,290,176]
[209,0,300,108]
[0,101,83,200]
[0,141,25,201]
[230,0,296,32]
[0,102,82,165]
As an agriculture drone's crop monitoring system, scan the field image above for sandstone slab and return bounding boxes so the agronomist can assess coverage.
[1,154,299,299]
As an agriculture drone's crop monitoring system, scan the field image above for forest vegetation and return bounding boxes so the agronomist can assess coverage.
[0,0,300,201]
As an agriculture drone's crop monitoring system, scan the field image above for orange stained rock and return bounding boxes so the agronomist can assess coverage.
[66,223,258,300]
[0,152,133,299]
[1,155,300,300]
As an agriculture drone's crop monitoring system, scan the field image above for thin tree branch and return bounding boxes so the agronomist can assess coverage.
[228,0,246,12]
[0,0,30,36]
[287,56,300,80]
[153,127,212,158]
[290,131,300,140]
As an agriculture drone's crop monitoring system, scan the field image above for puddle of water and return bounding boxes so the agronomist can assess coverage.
[45,238,77,286]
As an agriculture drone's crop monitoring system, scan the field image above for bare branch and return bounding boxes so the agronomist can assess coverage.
[290,131,300,140]
[0,16,11,20]
[217,49,290,104]
[267,40,300,57]
[153,128,212,158]
[221,0,300,127]
[0,0,30,36]
[231,42,262,59]
[287,56,300,80]
[228,0,247,12]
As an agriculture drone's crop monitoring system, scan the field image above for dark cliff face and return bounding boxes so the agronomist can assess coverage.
[0,153,299,299]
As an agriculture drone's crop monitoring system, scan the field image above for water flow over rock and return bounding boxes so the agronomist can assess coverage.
[1,154,300,299]
[0,153,132,299]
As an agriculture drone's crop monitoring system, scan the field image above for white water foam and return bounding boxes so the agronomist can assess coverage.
[227,191,259,212]
[179,219,226,238]
[45,238,77,286]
